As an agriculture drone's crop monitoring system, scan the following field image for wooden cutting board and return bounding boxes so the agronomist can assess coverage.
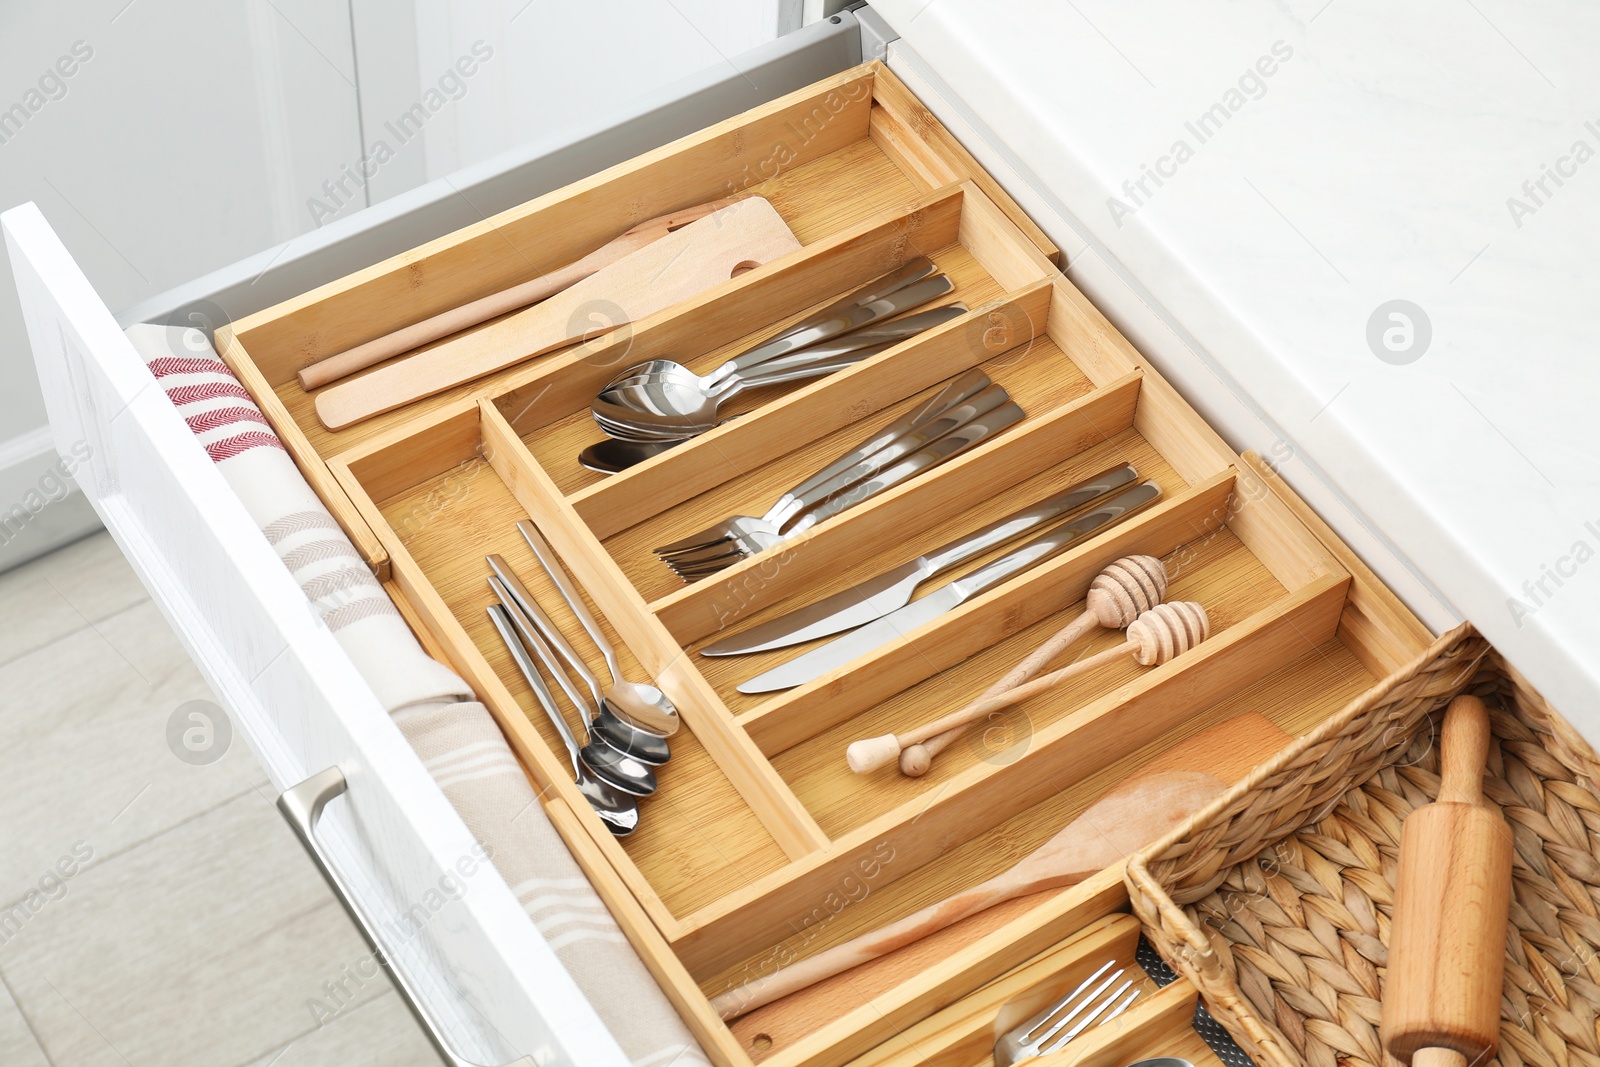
[314,196,801,430]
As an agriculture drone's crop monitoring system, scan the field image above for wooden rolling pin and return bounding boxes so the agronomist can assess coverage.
[1380,695,1513,1067]
[711,769,1225,1019]
[296,198,735,390]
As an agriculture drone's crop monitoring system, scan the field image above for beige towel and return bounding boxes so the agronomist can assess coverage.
[127,323,706,1067]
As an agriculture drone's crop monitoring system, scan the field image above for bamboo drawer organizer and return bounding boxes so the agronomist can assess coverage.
[213,63,1442,1067]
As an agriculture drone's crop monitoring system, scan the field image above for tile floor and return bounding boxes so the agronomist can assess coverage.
[0,531,439,1066]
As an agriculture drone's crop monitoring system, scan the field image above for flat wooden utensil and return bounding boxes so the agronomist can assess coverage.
[724,712,1290,1050]
[314,196,801,430]
[711,768,1226,1020]
[1381,694,1513,1067]
[297,198,735,390]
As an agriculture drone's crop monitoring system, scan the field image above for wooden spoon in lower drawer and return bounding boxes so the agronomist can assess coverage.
[710,768,1226,1020]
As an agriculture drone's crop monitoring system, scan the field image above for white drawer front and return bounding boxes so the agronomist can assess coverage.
[3,202,627,1067]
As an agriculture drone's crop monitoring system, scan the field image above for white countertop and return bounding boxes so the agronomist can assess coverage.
[875,0,1600,740]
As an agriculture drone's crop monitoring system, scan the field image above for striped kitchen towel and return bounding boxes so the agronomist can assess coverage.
[126,323,707,1067]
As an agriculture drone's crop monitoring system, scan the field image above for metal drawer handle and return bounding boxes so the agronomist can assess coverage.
[278,768,538,1067]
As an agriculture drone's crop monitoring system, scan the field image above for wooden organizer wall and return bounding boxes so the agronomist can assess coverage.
[213,63,1439,1067]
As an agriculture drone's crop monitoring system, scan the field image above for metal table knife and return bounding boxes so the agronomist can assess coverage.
[701,463,1140,656]
[735,480,1163,694]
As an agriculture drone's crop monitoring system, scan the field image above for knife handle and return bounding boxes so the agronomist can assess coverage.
[711,258,942,384]
[791,401,1024,533]
[949,482,1164,602]
[770,384,1012,528]
[770,368,994,518]
[920,464,1140,576]
[720,304,968,394]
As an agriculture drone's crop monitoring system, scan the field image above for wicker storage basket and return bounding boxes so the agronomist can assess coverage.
[1126,622,1600,1067]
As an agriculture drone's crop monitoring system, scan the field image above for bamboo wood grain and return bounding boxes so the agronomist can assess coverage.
[711,770,1226,1019]
[567,282,1051,542]
[841,914,1143,1067]
[734,472,1231,756]
[231,67,878,378]
[477,400,830,860]
[543,797,755,1067]
[670,578,1344,980]
[850,601,1208,776]
[1029,978,1202,1067]
[297,199,735,389]
[1381,694,1512,1066]
[315,198,802,430]
[650,373,1144,647]
[1239,451,1434,675]
[184,59,1442,1067]
[718,714,1292,1066]
[894,555,1169,777]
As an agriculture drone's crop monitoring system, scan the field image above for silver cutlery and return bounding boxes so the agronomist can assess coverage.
[488,564,672,761]
[654,385,1023,582]
[649,368,994,567]
[994,960,1139,1065]
[736,480,1162,693]
[490,580,660,795]
[701,463,1140,656]
[516,520,681,737]
[592,303,967,442]
[1123,1060,1195,1067]
[595,257,941,414]
[486,605,640,836]
[663,395,1024,581]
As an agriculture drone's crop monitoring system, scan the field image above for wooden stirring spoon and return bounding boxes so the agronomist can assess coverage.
[297,197,736,390]
[896,555,1168,777]
[850,601,1208,775]
[710,769,1225,1020]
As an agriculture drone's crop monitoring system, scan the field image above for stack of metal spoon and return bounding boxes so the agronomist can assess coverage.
[582,256,966,473]
[485,521,681,836]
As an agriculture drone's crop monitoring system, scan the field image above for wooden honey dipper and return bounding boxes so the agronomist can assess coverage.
[893,555,1169,777]
[847,599,1208,775]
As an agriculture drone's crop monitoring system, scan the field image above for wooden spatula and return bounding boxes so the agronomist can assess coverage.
[710,769,1227,1020]
[296,198,736,390]
[314,196,801,430]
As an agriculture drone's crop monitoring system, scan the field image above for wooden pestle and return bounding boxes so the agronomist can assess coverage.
[710,769,1225,1020]
[848,600,1208,776]
[896,555,1168,777]
[1381,695,1513,1067]
[296,198,735,390]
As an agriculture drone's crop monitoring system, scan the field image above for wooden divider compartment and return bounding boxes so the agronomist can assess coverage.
[220,58,1444,1067]
[212,61,1057,572]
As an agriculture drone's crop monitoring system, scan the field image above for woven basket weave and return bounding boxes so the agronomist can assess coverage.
[1127,623,1600,1067]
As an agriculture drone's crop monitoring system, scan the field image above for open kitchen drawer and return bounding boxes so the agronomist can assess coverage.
[4,17,1464,1067]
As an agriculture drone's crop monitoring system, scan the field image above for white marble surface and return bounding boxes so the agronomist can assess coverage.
[876,0,1600,741]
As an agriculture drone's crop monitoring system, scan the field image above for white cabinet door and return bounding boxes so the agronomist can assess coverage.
[3,201,629,1067]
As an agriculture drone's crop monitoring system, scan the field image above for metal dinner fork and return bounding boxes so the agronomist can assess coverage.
[652,372,1021,580]
[994,961,1140,1065]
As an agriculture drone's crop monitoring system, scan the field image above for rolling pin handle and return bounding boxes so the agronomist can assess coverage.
[1414,1049,1469,1067]
[1438,695,1492,805]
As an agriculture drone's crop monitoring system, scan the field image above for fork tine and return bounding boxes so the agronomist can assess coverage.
[1038,979,1137,1054]
[653,524,739,557]
[1026,966,1120,1046]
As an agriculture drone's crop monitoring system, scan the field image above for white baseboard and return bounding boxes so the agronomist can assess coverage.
[0,427,104,572]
